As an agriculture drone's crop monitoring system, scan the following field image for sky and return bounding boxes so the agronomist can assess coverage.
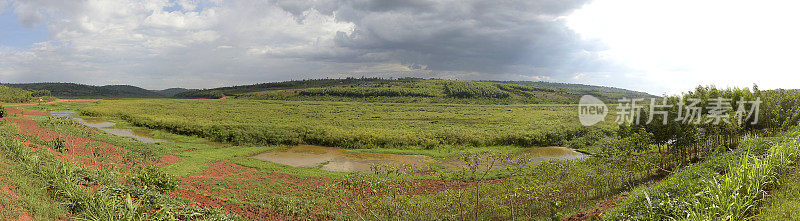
[0,0,798,95]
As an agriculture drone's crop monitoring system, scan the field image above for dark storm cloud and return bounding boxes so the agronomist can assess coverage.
[0,0,616,89]
[275,0,604,77]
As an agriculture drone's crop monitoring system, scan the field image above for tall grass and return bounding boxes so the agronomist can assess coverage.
[608,129,800,220]
[79,99,617,149]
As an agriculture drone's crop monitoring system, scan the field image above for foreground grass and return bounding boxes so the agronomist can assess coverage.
[0,157,68,220]
[0,119,240,219]
[756,167,800,220]
[607,129,800,220]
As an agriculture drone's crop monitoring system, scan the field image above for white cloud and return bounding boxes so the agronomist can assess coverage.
[1,0,361,88]
[567,0,800,95]
[2,0,608,90]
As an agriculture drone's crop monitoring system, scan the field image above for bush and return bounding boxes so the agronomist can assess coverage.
[174,90,225,99]
[443,81,510,99]
[31,89,51,97]
[607,130,800,220]
[129,167,178,192]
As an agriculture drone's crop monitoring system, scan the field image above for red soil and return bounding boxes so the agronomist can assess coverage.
[563,195,628,221]
[5,107,290,220]
[0,163,33,220]
[157,155,185,167]
[175,189,291,221]
[4,117,130,169]
[4,107,48,117]
[176,162,336,220]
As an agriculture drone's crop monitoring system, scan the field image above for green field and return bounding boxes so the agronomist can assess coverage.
[3,81,800,220]
[79,99,617,150]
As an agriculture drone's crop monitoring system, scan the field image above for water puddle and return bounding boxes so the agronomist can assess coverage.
[522,146,587,161]
[50,111,168,143]
[253,145,587,173]
[438,146,587,171]
[253,145,435,172]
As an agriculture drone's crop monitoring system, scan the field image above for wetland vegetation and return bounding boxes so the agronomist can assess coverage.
[2,79,800,220]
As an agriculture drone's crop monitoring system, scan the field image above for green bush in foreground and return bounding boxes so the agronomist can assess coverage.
[607,129,798,220]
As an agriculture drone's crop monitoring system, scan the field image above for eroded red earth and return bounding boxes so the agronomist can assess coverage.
[2,103,507,220]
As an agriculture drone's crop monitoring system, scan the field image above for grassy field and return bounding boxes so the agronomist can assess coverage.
[78,99,617,150]
[4,82,800,220]
[4,100,644,220]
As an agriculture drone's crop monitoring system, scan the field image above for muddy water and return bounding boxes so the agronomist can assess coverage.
[438,146,587,170]
[522,146,587,161]
[253,145,587,173]
[253,145,435,172]
[50,111,168,143]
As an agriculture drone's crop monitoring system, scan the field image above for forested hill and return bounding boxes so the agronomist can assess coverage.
[175,78,656,104]
[3,83,195,98]
[492,81,654,100]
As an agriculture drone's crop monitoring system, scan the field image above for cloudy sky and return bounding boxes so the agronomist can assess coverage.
[0,0,798,95]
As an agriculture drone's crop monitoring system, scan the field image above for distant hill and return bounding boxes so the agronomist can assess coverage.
[3,83,195,98]
[175,78,656,104]
[153,88,197,97]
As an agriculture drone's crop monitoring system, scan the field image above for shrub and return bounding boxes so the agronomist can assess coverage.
[443,82,510,98]
[129,167,178,192]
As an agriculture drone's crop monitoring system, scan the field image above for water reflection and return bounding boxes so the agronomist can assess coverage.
[254,145,587,173]
[50,111,168,143]
[253,145,435,172]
